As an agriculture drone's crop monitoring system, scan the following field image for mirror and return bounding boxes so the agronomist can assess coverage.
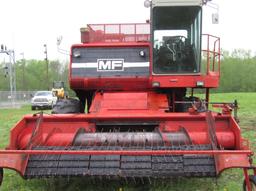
[212,13,219,24]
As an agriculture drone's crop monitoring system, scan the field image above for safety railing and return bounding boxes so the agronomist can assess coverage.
[81,23,150,43]
[202,34,221,76]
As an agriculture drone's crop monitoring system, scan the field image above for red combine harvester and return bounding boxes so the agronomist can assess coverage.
[0,0,255,190]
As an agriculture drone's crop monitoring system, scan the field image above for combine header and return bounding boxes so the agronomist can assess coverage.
[0,0,255,190]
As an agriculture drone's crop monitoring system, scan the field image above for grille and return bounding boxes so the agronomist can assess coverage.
[33,98,48,102]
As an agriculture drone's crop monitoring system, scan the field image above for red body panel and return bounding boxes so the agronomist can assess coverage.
[70,77,151,91]
[152,73,219,88]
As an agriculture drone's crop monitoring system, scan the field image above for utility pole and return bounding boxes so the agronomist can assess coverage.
[20,52,25,90]
[43,44,49,90]
[0,44,16,106]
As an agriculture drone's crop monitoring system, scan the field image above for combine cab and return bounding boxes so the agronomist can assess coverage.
[0,0,255,190]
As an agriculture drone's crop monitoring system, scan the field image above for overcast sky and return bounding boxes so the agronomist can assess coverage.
[0,0,255,61]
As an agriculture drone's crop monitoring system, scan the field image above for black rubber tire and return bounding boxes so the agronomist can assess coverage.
[52,98,82,114]
[31,106,35,110]
[243,175,256,191]
[0,168,3,186]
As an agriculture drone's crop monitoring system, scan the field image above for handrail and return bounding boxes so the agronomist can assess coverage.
[86,23,150,43]
[202,34,221,76]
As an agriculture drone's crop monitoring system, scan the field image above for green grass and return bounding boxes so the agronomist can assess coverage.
[0,93,255,191]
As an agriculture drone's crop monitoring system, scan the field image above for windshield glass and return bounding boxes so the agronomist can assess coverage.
[153,6,202,74]
[154,30,188,49]
[35,91,52,96]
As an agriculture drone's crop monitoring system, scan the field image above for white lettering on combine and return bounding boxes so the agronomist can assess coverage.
[97,59,124,71]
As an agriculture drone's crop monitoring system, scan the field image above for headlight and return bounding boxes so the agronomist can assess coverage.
[73,49,81,58]
[139,50,145,57]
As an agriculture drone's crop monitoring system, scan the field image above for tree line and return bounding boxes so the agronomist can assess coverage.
[0,59,69,91]
[217,49,256,93]
[0,49,255,93]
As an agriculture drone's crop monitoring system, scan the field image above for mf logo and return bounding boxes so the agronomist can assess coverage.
[97,59,124,71]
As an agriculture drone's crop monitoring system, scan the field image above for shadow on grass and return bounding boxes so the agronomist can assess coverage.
[43,177,151,191]
[38,176,219,191]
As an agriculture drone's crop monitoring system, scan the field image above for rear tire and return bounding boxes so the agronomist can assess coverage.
[243,175,256,191]
[52,98,82,114]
